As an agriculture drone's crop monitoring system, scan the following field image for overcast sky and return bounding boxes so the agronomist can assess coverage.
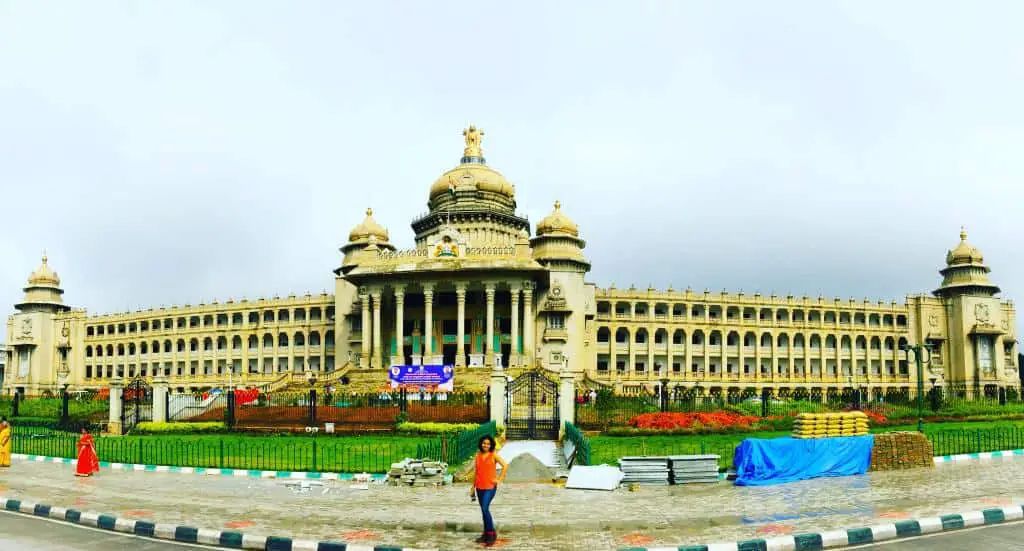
[1,1,1021,340]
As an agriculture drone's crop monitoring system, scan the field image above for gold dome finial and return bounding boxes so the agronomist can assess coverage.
[554,200,561,210]
[41,250,47,264]
[960,226,967,241]
[348,207,389,243]
[462,125,484,158]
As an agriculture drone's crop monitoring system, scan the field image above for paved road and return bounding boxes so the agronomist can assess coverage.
[0,510,213,551]
[854,521,1024,549]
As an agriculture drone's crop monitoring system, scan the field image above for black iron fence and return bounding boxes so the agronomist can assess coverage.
[575,383,1024,429]
[587,426,1024,471]
[9,425,418,473]
[168,389,489,431]
[416,421,497,465]
[0,392,107,428]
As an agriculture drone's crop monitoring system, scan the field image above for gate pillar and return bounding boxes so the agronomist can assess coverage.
[489,369,507,429]
[152,376,169,424]
[559,370,576,438]
[108,378,124,436]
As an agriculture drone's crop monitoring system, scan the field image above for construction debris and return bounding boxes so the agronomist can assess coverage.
[618,456,671,485]
[869,431,934,471]
[387,458,450,487]
[792,412,869,439]
[669,454,720,484]
[565,465,624,491]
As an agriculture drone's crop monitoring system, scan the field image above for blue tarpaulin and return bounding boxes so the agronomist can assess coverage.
[733,435,874,486]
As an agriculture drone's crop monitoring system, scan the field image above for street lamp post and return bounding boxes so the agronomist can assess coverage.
[901,343,933,433]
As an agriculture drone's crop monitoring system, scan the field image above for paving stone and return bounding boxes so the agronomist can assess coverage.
[0,457,1022,550]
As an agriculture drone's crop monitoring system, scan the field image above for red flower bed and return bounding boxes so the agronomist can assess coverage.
[628,412,760,431]
[862,410,888,424]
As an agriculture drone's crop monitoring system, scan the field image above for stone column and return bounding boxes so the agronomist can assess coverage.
[523,283,534,368]
[485,283,496,367]
[152,375,169,423]
[108,378,124,435]
[423,284,436,363]
[510,286,520,368]
[371,291,382,369]
[455,283,467,367]
[490,369,507,429]
[393,287,405,366]
[559,369,576,437]
[360,291,370,368]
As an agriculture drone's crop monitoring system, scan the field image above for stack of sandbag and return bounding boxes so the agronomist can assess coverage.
[792,412,869,439]
[387,458,449,487]
[869,431,934,471]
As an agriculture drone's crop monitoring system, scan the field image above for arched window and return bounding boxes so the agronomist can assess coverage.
[597,327,611,343]
[615,328,630,343]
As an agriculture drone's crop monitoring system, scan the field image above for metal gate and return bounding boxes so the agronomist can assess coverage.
[121,377,153,434]
[505,371,559,440]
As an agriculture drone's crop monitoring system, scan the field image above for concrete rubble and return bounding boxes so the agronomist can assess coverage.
[387,458,451,487]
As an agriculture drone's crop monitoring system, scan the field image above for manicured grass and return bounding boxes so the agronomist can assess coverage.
[588,419,1024,469]
[12,430,427,473]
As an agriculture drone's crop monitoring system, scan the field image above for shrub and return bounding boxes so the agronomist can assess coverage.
[628,411,760,431]
[396,422,480,435]
[134,422,227,434]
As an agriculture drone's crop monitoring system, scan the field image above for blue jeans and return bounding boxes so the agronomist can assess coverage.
[476,487,497,532]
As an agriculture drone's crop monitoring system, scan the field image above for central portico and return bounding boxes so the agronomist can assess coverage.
[333,126,595,377]
[349,279,539,370]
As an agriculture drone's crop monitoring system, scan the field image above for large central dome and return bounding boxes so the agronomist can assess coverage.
[412,126,529,246]
[428,125,515,201]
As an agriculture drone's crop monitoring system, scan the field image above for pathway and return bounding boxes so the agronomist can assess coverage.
[3,457,1024,550]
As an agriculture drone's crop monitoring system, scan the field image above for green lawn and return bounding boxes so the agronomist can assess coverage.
[588,419,1024,469]
[12,430,426,473]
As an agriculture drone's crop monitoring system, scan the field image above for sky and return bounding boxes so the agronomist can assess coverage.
[0,1,1021,340]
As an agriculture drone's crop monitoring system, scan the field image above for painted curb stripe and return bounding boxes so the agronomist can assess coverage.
[11,453,386,482]
[615,501,1024,551]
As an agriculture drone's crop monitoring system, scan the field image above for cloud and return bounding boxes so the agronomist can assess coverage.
[0,1,1020,341]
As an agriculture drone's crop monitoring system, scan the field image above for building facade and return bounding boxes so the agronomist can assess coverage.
[3,127,1019,396]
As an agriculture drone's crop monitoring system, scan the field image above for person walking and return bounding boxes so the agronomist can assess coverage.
[470,434,507,545]
[0,417,11,468]
[74,428,99,477]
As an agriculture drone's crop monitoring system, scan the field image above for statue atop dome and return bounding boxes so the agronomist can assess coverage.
[463,125,484,158]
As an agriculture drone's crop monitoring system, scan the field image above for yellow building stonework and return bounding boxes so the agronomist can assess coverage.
[3,128,1019,397]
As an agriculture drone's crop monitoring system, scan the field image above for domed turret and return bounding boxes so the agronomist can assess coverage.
[16,253,70,311]
[348,208,390,243]
[934,227,1000,298]
[28,254,61,287]
[530,200,589,271]
[946,227,985,266]
[339,208,395,274]
[536,201,579,237]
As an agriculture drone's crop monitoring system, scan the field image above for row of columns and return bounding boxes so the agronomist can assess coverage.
[358,282,535,369]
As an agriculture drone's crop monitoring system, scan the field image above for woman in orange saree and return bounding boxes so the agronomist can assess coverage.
[75,428,99,477]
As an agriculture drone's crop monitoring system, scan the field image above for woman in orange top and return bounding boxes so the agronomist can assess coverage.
[470,434,507,545]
